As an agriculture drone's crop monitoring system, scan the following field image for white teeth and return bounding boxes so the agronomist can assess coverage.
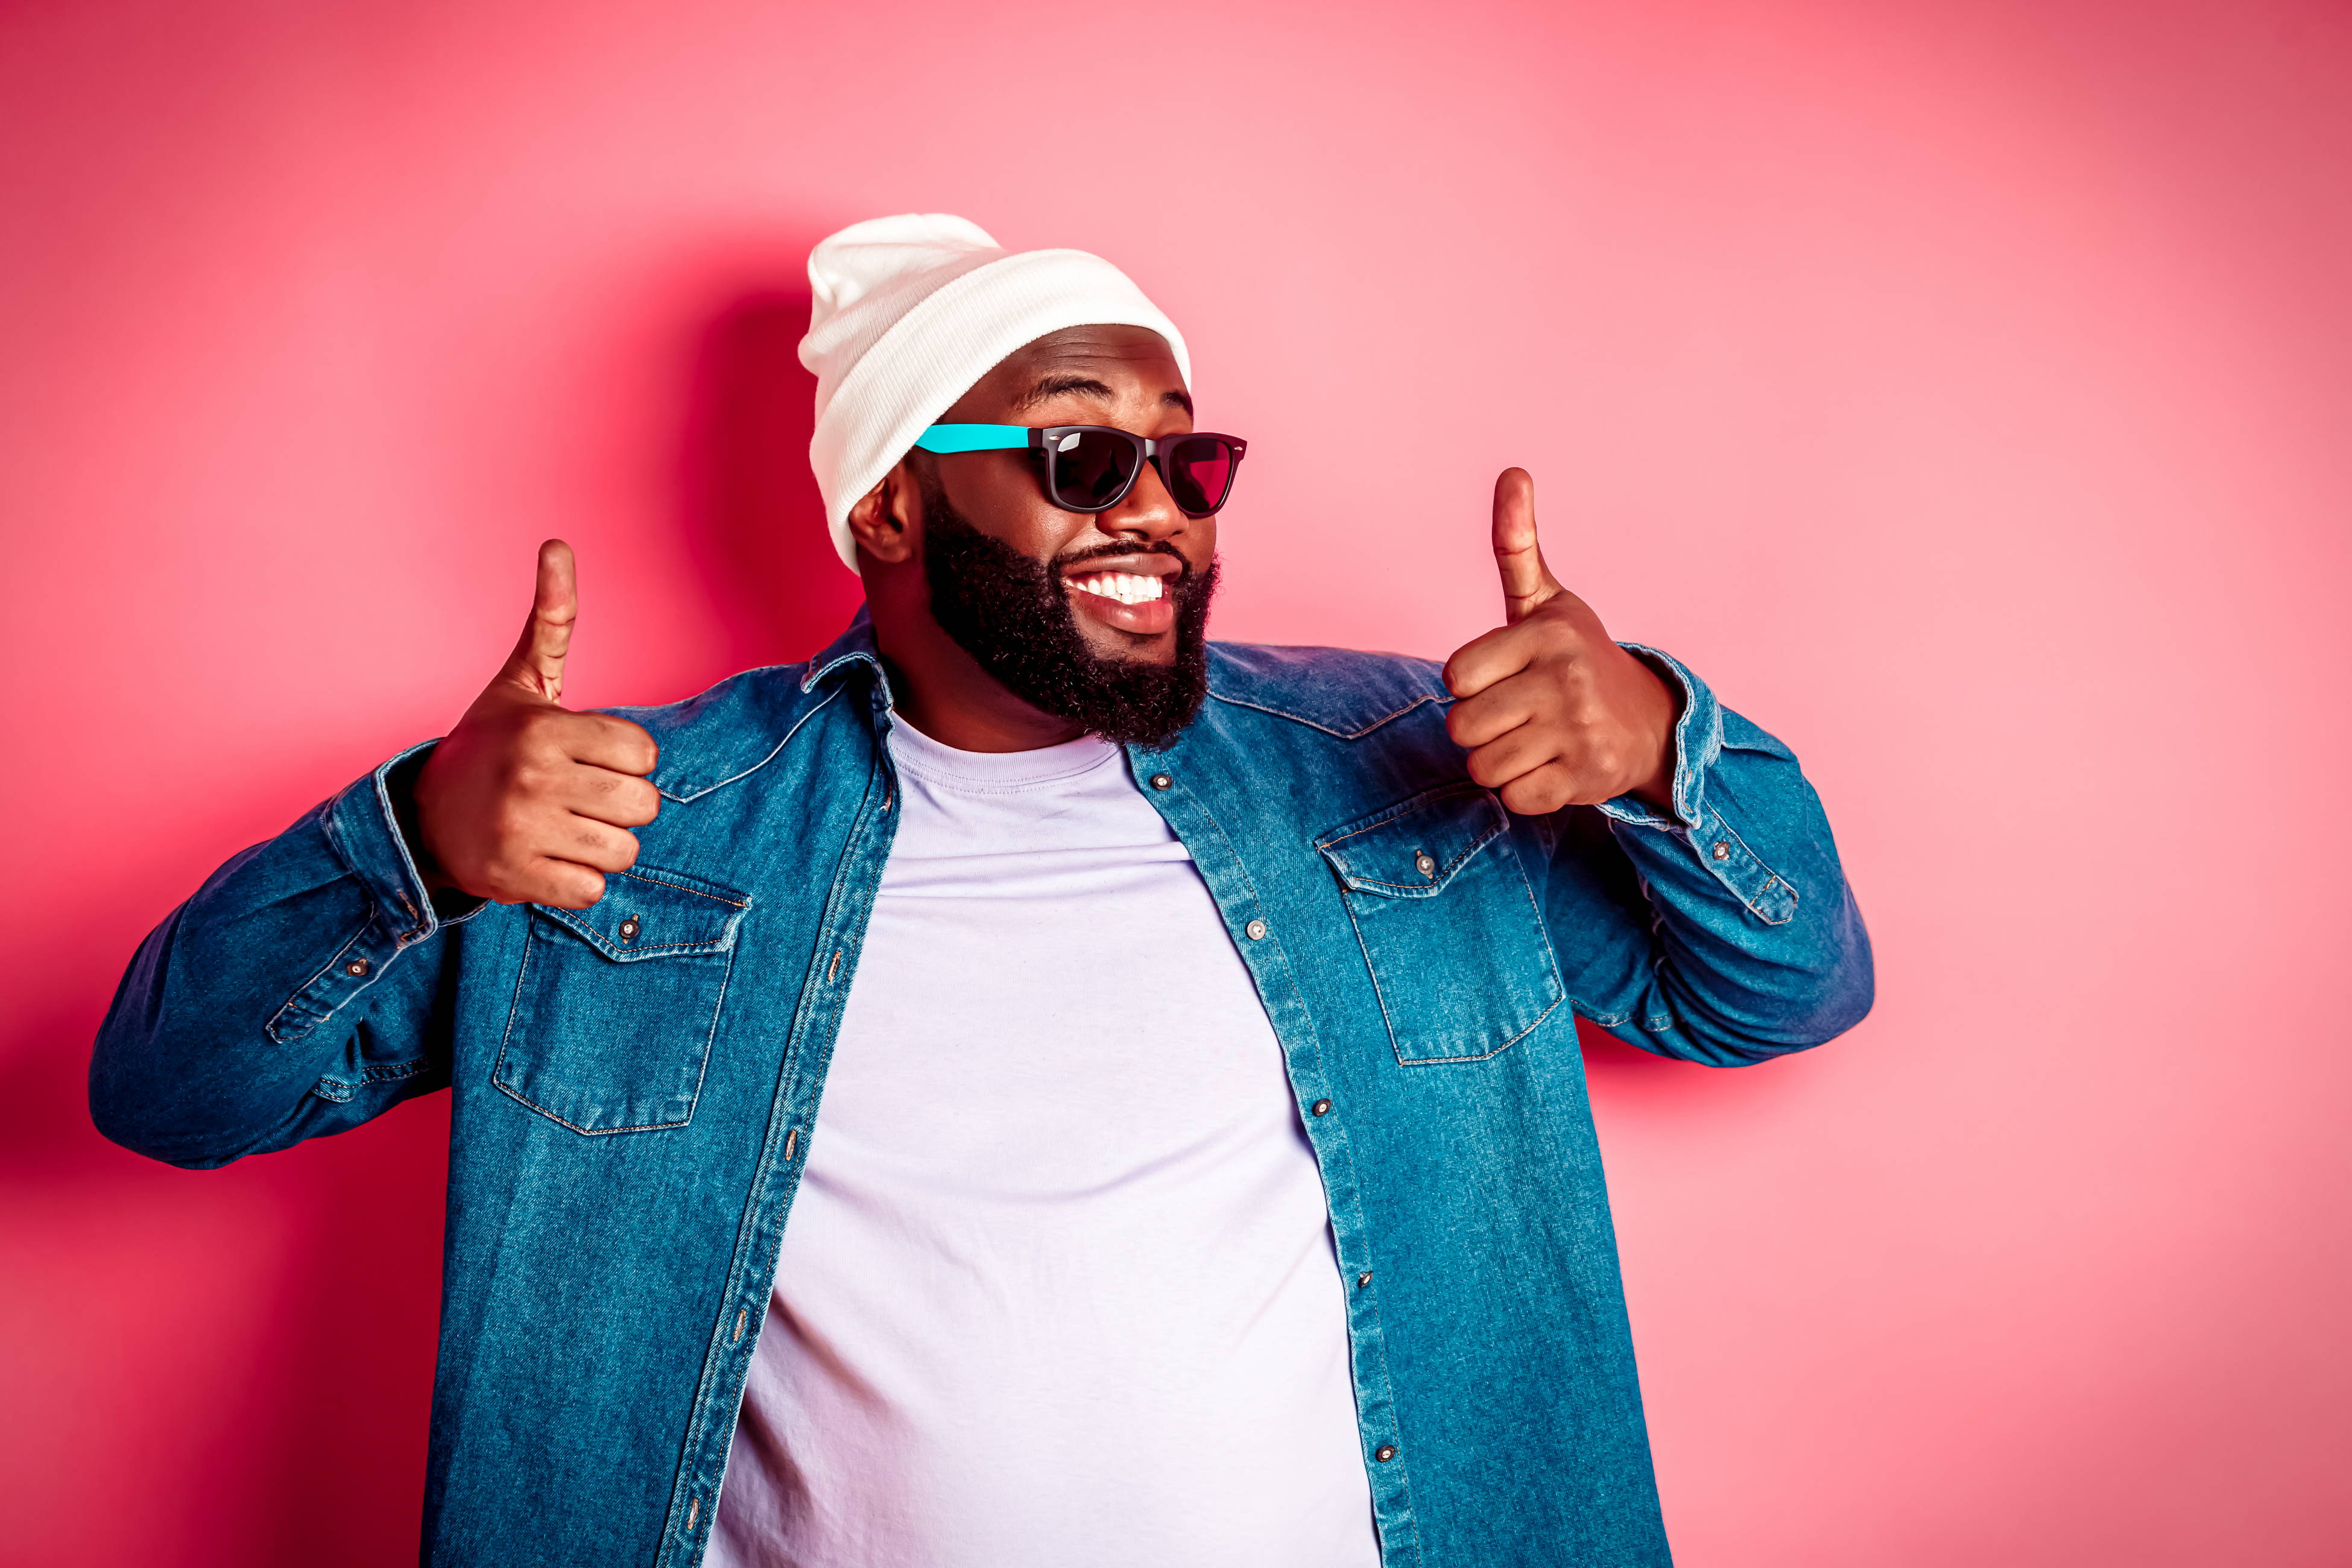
[1071,572,1165,605]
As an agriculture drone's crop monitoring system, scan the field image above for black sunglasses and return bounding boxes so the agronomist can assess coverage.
[913,424,1248,517]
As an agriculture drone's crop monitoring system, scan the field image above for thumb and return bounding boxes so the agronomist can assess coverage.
[498,539,576,704]
[1491,468,1563,624]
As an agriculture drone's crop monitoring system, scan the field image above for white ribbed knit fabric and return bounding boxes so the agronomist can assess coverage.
[798,214,1192,572]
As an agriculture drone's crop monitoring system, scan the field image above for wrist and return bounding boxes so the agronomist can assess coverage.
[1621,650,1684,812]
[386,745,457,893]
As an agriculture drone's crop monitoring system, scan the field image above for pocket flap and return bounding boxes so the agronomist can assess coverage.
[1317,783,1510,899]
[533,864,751,961]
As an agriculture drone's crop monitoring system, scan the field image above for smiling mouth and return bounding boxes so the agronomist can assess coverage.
[1065,570,1168,605]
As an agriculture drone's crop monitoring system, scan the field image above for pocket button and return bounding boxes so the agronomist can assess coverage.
[1414,851,1437,877]
[619,917,642,942]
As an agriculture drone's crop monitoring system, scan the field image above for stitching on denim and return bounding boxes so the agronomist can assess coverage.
[491,1077,694,1136]
[490,919,539,1117]
[1208,689,1445,741]
[660,683,844,804]
[613,869,752,908]
[662,758,895,1563]
[490,917,717,1136]
[1326,802,1562,1067]
[1315,780,1493,849]
[316,1057,434,1096]
[533,915,736,956]
[1393,988,1564,1066]
[265,915,381,1045]
[1359,1255,1423,1568]
[340,742,438,941]
[1167,778,1419,1558]
[1327,801,1506,893]
[1707,814,1800,926]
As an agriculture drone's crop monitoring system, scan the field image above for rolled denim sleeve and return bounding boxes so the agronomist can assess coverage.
[90,741,478,1168]
[1541,645,1874,1066]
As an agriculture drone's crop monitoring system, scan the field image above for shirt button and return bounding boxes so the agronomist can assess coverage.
[1245,918,1268,941]
[1149,773,1172,790]
[1711,842,1730,861]
[1311,1098,1332,1116]
[1414,851,1436,877]
[618,917,642,941]
[1375,1445,1397,1462]
[344,958,370,977]
[1357,1271,1373,1288]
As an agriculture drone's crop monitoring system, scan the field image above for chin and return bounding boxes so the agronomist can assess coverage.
[1078,628,1177,666]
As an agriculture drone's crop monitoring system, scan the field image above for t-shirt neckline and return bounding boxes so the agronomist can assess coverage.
[885,714,1124,791]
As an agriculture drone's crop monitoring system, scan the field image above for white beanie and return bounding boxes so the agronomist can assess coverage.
[799,213,1192,572]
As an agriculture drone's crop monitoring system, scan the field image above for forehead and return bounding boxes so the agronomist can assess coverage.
[962,324,1188,410]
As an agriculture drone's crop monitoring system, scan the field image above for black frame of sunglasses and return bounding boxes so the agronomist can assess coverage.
[917,423,1248,517]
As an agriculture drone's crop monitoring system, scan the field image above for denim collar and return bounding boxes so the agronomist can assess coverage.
[798,605,894,712]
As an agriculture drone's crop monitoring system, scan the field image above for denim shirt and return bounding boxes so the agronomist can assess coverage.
[92,613,1871,1568]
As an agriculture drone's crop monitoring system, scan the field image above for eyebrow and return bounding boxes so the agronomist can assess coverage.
[1011,374,1194,417]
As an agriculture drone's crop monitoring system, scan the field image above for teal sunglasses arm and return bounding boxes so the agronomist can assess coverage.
[914,424,1035,454]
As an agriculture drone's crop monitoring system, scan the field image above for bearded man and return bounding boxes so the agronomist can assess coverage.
[92,215,1873,1568]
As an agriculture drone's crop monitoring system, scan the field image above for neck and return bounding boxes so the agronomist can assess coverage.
[865,579,1086,754]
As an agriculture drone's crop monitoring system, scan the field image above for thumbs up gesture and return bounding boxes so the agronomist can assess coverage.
[1442,470,1681,817]
[409,541,661,909]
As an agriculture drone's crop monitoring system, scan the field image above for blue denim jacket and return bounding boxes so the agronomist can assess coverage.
[92,613,1871,1567]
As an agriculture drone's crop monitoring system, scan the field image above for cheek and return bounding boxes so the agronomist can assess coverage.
[972,478,1091,559]
[1184,519,1218,573]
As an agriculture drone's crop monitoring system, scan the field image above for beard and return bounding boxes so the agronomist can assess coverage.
[918,472,1218,750]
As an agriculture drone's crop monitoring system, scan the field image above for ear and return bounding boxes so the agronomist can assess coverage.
[846,463,918,567]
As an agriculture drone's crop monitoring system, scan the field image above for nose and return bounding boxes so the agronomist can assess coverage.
[1094,454,1187,544]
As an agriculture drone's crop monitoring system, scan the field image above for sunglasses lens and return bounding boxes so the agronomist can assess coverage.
[1165,437,1238,516]
[1049,429,1139,510]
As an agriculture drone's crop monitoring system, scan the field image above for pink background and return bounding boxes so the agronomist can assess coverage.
[4,1,2348,1562]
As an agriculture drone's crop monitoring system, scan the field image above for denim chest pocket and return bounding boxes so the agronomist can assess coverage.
[1317,783,1564,1065]
[493,864,751,1134]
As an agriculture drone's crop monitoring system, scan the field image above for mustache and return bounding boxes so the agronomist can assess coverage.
[1051,540,1192,581]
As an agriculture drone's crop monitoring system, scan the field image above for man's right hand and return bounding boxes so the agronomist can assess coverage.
[411,540,660,910]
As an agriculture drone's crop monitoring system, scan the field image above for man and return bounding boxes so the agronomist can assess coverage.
[92,214,1871,1567]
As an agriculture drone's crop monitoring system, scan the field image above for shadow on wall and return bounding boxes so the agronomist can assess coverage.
[676,286,867,672]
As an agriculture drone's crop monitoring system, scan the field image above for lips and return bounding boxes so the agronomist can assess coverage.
[1062,555,1181,636]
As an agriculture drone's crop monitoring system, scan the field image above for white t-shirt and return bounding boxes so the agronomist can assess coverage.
[707,718,1377,1568]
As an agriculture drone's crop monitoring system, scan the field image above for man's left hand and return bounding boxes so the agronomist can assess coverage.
[1443,469,1681,816]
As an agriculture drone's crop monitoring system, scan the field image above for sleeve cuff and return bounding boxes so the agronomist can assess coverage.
[267,740,473,1045]
[1593,642,1723,833]
[320,739,451,948]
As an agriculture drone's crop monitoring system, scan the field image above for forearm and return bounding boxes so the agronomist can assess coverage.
[90,744,467,1166]
[1551,649,1874,1064]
